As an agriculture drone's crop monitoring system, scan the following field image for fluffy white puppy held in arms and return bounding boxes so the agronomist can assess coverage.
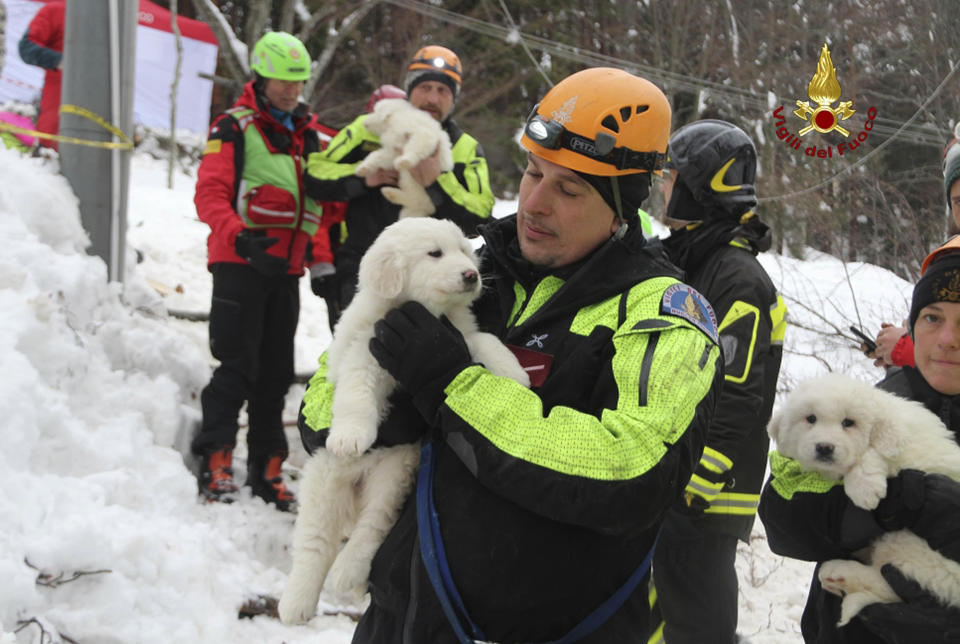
[278,218,529,624]
[768,372,960,625]
[354,98,454,218]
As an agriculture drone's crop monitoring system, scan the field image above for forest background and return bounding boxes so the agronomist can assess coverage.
[15,0,960,282]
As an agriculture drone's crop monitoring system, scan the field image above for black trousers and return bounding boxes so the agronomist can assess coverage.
[651,510,739,644]
[192,263,299,460]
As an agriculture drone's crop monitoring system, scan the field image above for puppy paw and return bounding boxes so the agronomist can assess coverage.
[326,554,370,601]
[818,560,851,597]
[843,475,887,510]
[326,424,377,457]
[380,186,405,205]
[278,579,321,624]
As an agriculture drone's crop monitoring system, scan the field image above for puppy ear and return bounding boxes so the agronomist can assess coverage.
[867,394,904,460]
[358,241,404,299]
[767,410,783,444]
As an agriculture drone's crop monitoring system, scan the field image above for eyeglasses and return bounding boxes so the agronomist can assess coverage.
[523,105,664,173]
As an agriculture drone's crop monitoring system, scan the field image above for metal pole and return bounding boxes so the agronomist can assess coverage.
[60,0,136,283]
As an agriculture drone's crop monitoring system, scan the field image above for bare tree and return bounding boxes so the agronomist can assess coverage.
[303,1,383,103]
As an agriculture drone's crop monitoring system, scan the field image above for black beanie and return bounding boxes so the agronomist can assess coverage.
[574,172,651,221]
[909,254,960,334]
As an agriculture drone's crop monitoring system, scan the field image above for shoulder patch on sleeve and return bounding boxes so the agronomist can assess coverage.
[661,283,719,343]
[203,139,222,156]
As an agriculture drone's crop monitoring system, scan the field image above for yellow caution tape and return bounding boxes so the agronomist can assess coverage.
[0,103,134,150]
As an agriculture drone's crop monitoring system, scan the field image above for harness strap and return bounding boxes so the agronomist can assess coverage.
[416,441,486,643]
[416,441,658,644]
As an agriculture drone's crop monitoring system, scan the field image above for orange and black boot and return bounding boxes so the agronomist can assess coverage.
[247,451,296,512]
[198,448,239,503]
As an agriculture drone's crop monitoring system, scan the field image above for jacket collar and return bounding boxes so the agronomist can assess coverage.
[478,215,681,331]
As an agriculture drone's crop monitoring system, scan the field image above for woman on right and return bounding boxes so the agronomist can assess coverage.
[759,238,960,643]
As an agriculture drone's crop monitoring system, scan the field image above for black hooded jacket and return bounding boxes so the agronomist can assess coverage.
[345,216,723,643]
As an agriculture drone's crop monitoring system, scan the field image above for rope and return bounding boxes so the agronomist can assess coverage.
[0,103,134,150]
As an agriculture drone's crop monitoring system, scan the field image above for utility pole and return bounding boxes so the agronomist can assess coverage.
[59,1,137,283]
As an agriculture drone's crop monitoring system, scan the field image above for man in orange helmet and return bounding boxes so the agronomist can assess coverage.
[298,67,722,642]
[304,45,494,316]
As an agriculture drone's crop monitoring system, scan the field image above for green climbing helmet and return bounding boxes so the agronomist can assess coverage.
[250,32,311,82]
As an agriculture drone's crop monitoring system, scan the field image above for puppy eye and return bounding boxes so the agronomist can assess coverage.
[428,249,443,258]
[805,414,817,424]
[841,418,855,428]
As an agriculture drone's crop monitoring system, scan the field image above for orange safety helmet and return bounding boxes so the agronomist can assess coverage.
[405,45,463,97]
[520,67,671,177]
[921,234,960,274]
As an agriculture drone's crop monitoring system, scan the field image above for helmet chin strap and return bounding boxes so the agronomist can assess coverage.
[611,176,628,240]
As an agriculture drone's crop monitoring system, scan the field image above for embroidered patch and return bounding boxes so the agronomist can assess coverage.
[661,284,719,343]
[203,139,222,155]
[506,344,553,388]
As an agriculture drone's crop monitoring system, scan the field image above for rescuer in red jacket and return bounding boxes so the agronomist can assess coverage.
[192,31,325,511]
[18,0,64,150]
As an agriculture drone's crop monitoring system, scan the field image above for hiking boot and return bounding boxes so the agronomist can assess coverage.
[247,451,296,512]
[198,448,239,503]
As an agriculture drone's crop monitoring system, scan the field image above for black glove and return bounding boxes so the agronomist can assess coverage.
[858,564,960,643]
[874,469,926,531]
[369,301,472,421]
[234,230,290,276]
[309,263,338,299]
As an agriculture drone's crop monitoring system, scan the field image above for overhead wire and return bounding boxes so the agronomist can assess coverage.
[494,0,553,88]
[382,0,954,201]
[382,0,947,148]
[757,60,959,202]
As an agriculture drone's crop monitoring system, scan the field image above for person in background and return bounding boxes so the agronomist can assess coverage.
[191,31,326,511]
[308,83,408,332]
[299,66,723,643]
[759,238,960,643]
[868,127,960,369]
[18,0,64,150]
[304,45,493,313]
[648,120,786,644]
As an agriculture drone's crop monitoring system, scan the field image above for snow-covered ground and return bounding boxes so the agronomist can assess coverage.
[0,149,912,643]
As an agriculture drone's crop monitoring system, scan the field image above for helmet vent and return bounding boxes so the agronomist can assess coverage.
[601,115,619,133]
[620,107,632,122]
[635,105,649,115]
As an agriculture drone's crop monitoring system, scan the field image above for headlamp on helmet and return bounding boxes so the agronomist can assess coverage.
[519,67,671,178]
[405,45,462,98]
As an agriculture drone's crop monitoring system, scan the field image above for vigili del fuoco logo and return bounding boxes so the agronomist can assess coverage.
[771,43,877,159]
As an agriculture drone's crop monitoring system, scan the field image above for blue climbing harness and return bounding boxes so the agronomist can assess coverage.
[415,441,658,644]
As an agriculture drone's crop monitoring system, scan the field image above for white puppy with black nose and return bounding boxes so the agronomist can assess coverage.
[354,98,454,219]
[769,372,960,625]
[279,217,529,624]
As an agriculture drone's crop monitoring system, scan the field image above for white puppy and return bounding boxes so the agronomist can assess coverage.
[354,98,454,219]
[769,372,960,625]
[278,218,529,624]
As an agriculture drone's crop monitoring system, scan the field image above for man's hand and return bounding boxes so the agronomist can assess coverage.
[309,263,337,299]
[363,167,399,188]
[369,301,472,419]
[234,230,290,276]
[409,145,447,187]
[873,322,907,368]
